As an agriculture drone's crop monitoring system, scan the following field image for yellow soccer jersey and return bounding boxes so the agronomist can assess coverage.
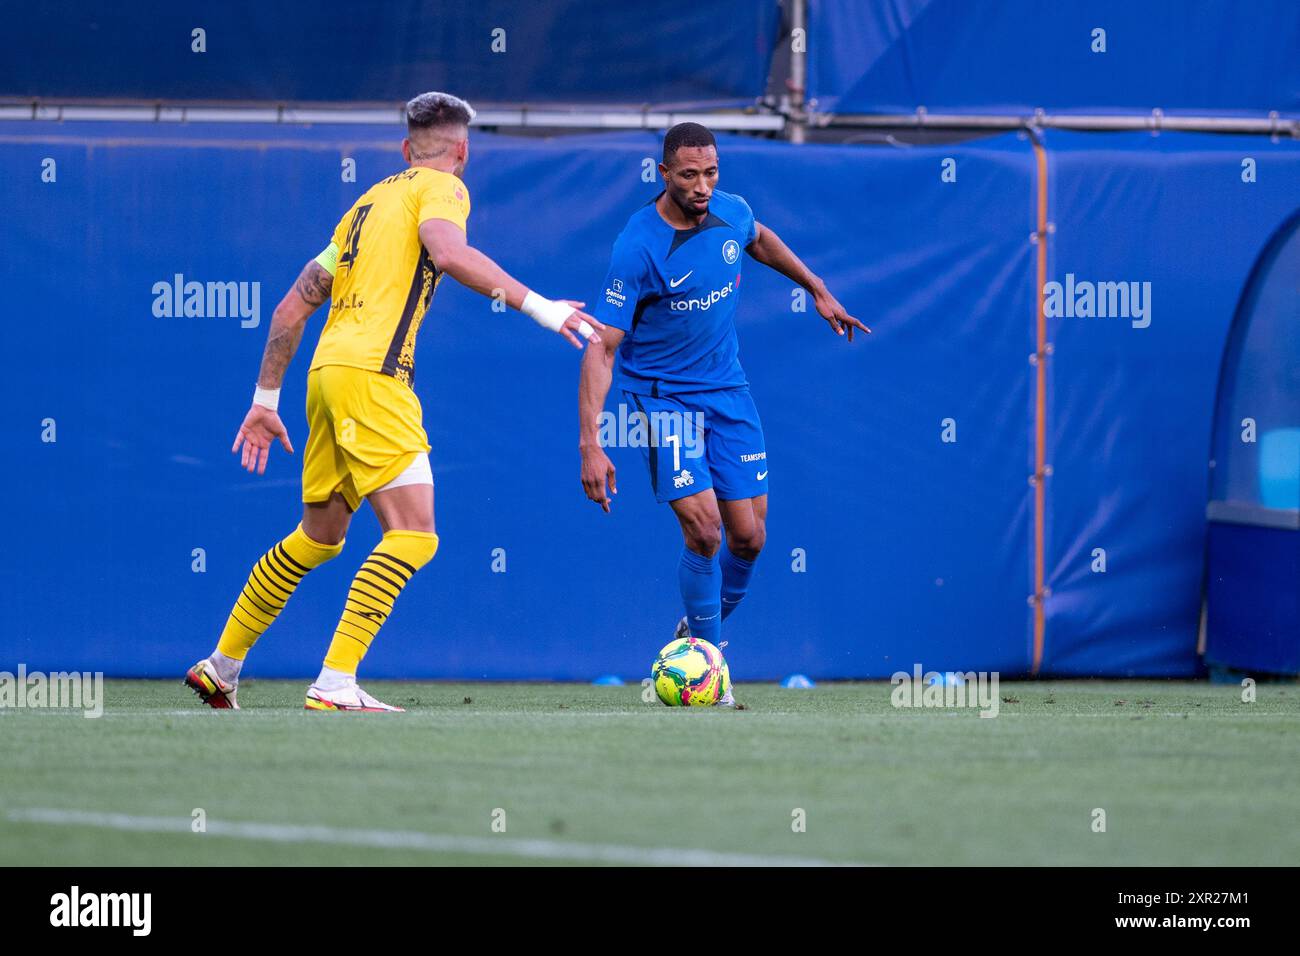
[309,166,470,387]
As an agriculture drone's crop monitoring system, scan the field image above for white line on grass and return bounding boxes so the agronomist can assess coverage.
[6,807,869,867]
[991,712,1300,718]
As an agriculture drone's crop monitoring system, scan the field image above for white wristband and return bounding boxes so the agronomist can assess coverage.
[521,290,575,333]
[253,385,281,411]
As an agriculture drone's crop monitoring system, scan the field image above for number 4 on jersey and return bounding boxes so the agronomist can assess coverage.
[338,203,373,271]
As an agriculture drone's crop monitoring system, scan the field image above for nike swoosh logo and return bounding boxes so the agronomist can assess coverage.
[669,271,693,288]
[693,613,720,622]
[756,471,768,480]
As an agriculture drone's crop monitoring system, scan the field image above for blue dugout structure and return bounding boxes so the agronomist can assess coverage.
[1204,212,1300,676]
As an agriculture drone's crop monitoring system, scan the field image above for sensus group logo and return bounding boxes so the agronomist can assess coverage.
[604,277,627,308]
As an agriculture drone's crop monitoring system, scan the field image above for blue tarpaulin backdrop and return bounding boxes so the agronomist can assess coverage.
[1,122,1297,679]
[12,1,1298,118]
[808,0,1300,117]
[1040,131,1300,674]
[0,0,780,107]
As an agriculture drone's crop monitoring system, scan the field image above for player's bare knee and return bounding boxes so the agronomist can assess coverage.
[300,516,347,547]
[301,495,351,546]
[729,528,765,561]
[684,519,722,557]
[389,517,436,537]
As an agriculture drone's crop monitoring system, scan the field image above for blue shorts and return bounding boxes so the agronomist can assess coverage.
[620,386,768,503]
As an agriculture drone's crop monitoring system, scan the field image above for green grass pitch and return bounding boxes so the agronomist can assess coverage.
[1,680,1297,866]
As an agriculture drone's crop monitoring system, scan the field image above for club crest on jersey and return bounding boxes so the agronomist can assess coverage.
[673,469,695,489]
[722,239,740,264]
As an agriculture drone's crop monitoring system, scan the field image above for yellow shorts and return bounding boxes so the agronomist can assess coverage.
[302,365,431,511]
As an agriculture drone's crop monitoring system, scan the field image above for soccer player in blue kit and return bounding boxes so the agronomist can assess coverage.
[579,123,868,706]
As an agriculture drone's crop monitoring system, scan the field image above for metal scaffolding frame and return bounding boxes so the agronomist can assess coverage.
[817,108,1299,138]
[1,100,1294,140]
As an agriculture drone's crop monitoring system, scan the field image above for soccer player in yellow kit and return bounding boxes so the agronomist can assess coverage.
[185,92,601,712]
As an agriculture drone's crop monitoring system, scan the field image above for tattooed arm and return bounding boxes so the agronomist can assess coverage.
[231,260,332,475]
[256,260,333,387]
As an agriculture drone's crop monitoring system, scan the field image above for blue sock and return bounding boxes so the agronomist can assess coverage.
[678,548,721,643]
[720,547,756,621]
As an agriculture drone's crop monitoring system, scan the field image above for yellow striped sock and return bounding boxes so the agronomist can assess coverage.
[323,530,439,675]
[216,524,344,660]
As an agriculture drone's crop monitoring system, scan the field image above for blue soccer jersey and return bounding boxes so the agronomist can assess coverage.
[594,189,758,394]
[595,190,769,503]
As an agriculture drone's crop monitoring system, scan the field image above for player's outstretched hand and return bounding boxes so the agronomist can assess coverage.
[557,301,605,349]
[814,286,871,342]
[580,445,618,513]
[232,403,294,475]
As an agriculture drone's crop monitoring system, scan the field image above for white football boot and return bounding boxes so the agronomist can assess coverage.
[304,681,405,713]
[184,658,239,710]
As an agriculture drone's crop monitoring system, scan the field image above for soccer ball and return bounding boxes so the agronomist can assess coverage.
[652,636,730,706]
